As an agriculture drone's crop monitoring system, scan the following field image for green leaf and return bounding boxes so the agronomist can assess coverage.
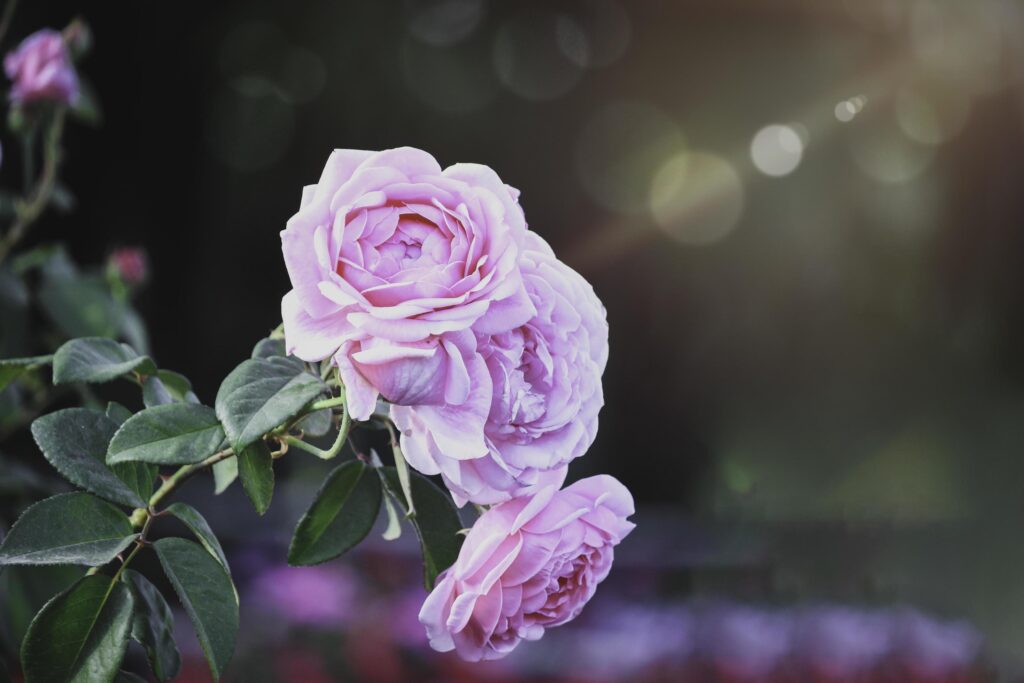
[0,565,80,651]
[107,404,225,465]
[30,408,146,508]
[0,492,137,566]
[238,441,274,515]
[215,357,326,452]
[382,468,464,589]
[53,338,155,385]
[212,457,238,494]
[288,460,381,566]
[122,570,181,682]
[165,503,230,573]
[295,408,332,437]
[154,538,238,681]
[157,370,199,404]
[0,355,52,392]
[251,338,286,359]
[20,574,134,683]
[105,402,133,426]
[142,376,174,407]
[39,276,124,340]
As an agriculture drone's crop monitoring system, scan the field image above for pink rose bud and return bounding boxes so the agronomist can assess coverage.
[109,247,148,285]
[4,29,79,106]
[394,231,608,505]
[419,475,635,661]
[280,147,534,437]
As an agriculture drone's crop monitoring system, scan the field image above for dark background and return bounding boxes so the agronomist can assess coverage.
[8,0,1024,677]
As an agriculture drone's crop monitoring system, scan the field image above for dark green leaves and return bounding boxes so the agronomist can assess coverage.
[288,460,381,566]
[21,575,134,683]
[154,538,238,681]
[30,408,146,508]
[108,404,224,466]
[383,468,464,589]
[0,355,52,391]
[215,357,325,452]
[52,338,155,385]
[165,503,230,573]
[238,441,274,515]
[0,493,137,566]
[123,570,181,682]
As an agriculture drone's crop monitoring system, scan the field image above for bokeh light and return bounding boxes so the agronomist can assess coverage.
[406,0,485,47]
[649,152,744,246]
[750,124,804,177]
[493,9,583,100]
[575,101,685,214]
[555,0,631,69]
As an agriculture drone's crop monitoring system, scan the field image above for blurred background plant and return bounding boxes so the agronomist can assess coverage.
[3,0,1024,680]
[0,10,156,672]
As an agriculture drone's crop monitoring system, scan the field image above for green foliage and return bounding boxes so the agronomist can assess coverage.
[212,457,238,494]
[30,408,146,508]
[142,376,174,407]
[154,538,238,681]
[0,492,137,566]
[20,575,134,683]
[238,441,274,515]
[288,460,382,566]
[382,468,464,589]
[156,370,199,404]
[52,337,155,385]
[123,569,181,682]
[107,404,224,466]
[215,357,326,452]
[0,355,51,392]
[165,503,231,574]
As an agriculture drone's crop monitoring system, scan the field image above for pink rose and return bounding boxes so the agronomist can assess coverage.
[419,475,635,661]
[393,231,608,505]
[4,29,79,106]
[281,148,535,443]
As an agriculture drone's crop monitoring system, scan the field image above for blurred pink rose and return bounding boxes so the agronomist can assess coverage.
[108,247,148,285]
[281,148,534,438]
[419,475,635,661]
[4,29,79,105]
[394,232,608,505]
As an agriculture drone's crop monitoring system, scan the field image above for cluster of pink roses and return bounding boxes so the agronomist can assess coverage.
[280,148,634,661]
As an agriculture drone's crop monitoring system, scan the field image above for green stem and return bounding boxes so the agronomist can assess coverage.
[0,0,18,51]
[148,447,236,510]
[383,421,416,518]
[283,405,351,460]
[0,108,66,263]
[309,395,346,412]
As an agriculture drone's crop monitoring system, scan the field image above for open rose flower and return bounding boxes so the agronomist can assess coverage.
[4,29,79,105]
[393,231,608,505]
[281,148,534,452]
[419,475,635,661]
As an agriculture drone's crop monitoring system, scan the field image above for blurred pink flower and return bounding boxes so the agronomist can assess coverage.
[4,29,78,105]
[420,475,635,661]
[109,247,148,285]
[252,565,356,626]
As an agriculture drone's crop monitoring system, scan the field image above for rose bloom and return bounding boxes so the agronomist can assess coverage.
[4,29,79,105]
[419,475,635,661]
[281,148,534,456]
[394,231,608,505]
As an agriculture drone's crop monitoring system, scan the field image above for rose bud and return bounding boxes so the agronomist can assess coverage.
[419,475,635,661]
[4,29,79,106]
[108,247,148,286]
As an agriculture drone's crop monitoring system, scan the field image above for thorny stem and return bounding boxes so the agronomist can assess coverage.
[0,108,66,263]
